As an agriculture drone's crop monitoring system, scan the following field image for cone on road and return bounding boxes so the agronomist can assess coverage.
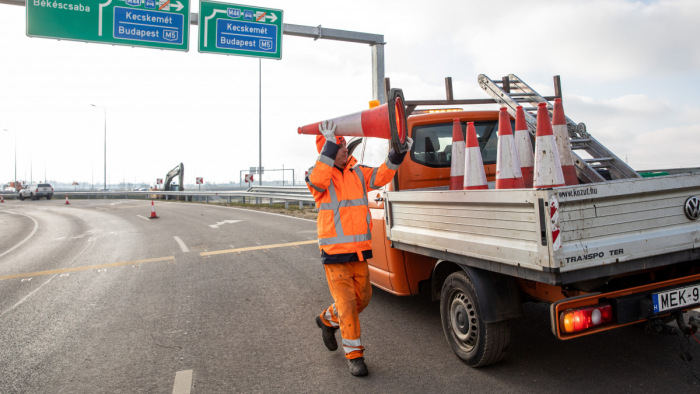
[449,119,466,190]
[533,103,565,189]
[552,98,579,185]
[514,106,535,188]
[149,200,159,219]
[495,107,525,189]
[65,195,70,205]
[0,195,4,203]
[463,122,489,190]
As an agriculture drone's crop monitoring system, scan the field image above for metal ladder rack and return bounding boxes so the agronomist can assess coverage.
[478,74,640,183]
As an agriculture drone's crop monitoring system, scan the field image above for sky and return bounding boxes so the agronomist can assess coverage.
[1,0,699,188]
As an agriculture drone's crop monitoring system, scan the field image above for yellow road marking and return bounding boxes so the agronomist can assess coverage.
[0,239,318,282]
[0,256,175,281]
[200,239,318,257]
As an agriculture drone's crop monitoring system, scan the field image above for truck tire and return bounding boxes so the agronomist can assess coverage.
[19,194,24,201]
[440,270,511,367]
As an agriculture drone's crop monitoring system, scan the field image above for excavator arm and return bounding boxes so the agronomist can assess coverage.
[164,163,184,192]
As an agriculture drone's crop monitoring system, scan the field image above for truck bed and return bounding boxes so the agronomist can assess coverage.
[384,174,700,285]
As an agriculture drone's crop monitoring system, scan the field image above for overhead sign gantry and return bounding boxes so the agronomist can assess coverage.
[26,0,190,51]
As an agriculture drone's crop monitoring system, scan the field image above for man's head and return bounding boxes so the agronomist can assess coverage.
[316,135,348,167]
[334,139,348,167]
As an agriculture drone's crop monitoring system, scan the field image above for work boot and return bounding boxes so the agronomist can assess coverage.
[347,357,369,377]
[315,316,338,351]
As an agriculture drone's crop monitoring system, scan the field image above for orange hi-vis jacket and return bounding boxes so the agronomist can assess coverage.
[306,141,399,262]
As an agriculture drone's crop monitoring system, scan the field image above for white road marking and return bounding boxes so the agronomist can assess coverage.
[1,275,55,318]
[136,215,150,221]
[172,369,193,394]
[0,210,39,260]
[173,236,189,253]
[209,219,241,229]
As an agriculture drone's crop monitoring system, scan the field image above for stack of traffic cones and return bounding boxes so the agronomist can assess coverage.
[495,108,524,189]
[533,103,565,189]
[514,106,535,188]
[65,195,70,205]
[552,98,579,185]
[449,119,465,190]
[463,122,489,190]
[149,200,159,219]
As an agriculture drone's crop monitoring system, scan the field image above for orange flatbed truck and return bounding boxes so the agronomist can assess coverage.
[365,75,700,367]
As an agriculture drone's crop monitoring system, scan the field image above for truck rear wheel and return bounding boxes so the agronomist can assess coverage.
[440,270,511,367]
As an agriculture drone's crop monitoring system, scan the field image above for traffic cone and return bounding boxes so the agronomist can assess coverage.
[533,103,565,189]
[149,200,159,219]
[463,122,488,190]
[297,89,410,153]
[65,195,70,205]
[1,195,4,203]
[495,107,524,189]
[514,106,535,188]
[449,119,465,190]
[552,98,579,185]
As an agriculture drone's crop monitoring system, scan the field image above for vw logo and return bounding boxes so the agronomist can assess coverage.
[685,196,700,220]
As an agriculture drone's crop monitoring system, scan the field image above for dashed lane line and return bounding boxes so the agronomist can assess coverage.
[172,369,193,394]
[200,239,318,257]
[173,236,189,253]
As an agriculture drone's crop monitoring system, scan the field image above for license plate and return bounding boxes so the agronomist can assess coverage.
[652,283,700,313]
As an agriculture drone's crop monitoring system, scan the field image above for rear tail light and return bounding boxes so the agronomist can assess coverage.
[560,304,613,334]
[35,188,38,192]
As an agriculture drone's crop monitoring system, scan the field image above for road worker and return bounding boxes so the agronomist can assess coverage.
[306,120,412,377]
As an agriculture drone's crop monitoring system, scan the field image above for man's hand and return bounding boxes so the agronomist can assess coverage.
[319,120,337,142]
[388,137,414,166]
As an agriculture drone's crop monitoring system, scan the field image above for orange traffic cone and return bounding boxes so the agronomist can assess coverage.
[552,98,578,185]
[0,195,4,203]
[65,195,70,205]
[463,122,488,190]
[297,89,410,153]
[495,107,524,189]
[449,119,465,190]
[514,106,535,188]
[149,200,159,219]
[533,103,565,189]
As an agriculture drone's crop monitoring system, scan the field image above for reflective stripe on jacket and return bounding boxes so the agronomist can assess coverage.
[306,142,399,260]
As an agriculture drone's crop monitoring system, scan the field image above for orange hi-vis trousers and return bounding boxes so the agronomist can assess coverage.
[318,261,372,360]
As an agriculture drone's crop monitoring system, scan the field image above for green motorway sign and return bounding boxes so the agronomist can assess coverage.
[199,1,283,59]
[26,0,190,51]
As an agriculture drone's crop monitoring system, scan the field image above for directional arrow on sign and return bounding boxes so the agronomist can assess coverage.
[171,0,184,12]
[254,11,278,23]
[203,9,227,47]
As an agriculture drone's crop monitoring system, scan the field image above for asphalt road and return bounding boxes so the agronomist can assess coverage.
[1,198,699,393]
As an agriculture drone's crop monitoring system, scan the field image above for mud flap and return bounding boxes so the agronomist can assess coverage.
[461,266,523,323]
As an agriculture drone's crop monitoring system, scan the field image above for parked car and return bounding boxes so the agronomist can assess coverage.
[19,183,53,200]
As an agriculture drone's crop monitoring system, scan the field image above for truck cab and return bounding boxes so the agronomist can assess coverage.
[367,110,503,295]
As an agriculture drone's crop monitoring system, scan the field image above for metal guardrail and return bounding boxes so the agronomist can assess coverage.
[0,188,315,209]
[247,185,311,194]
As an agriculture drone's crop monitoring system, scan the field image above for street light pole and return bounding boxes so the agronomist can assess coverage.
[91,104,107,190]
